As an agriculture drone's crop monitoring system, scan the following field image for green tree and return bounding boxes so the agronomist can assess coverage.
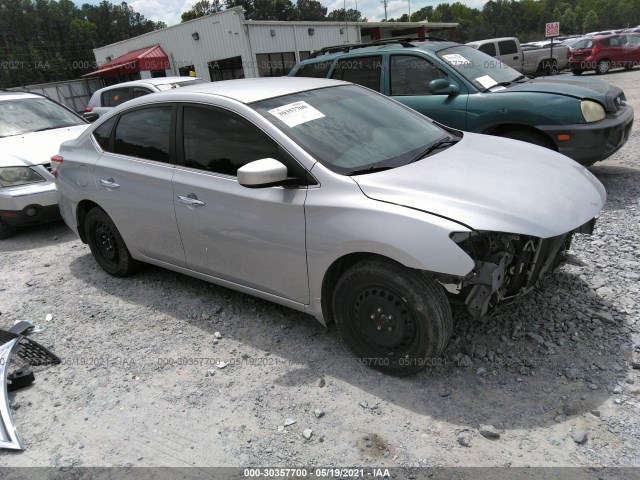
[326,8,366,22]
[181,0,219,21]
[582,9,599,32]
[293,0,326,21]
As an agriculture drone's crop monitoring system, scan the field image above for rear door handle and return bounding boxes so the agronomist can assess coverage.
[99,178,120,189]
[177,194,205,207]
[513,55,519,59]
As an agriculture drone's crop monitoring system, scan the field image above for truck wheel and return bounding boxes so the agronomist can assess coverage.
[571,69,584,75]
[540,59,558,75]
[85,207,140,277]
[596,59,611,74]
[501,130,555,150]
[332,258,453,376]
[0,218,17,240]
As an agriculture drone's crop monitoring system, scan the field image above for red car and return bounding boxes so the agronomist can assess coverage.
[570,33,640,74]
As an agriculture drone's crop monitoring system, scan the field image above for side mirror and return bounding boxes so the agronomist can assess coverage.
[238,158,288,188]
[428,79,460,95]
[83,112,100,123]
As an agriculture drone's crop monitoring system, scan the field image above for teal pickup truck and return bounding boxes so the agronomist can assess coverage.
[289,38,634,166]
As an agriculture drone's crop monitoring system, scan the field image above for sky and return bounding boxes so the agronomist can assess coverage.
[76,0,488,28]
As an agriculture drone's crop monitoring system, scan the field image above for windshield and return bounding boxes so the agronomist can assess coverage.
[252,85,448,174]
[0,97,85,138]
[437,45,522,91]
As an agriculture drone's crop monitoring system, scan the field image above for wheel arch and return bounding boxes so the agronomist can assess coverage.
[484,123,558,150]
[76,199,102,244]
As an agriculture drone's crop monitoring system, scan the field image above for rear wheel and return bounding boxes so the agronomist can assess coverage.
[84,207,139,276]
[0,218,17,240]
[571,68,584,75]
[501,129,555,150]
[540,59,558,75]
[332,258,453,376]
[596,59,611,74]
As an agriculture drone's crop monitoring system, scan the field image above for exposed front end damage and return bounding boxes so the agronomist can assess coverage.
[0,338,22,450]
[442,218,596,317]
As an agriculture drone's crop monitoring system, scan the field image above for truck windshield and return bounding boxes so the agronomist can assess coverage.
[437,45,522,91]
[252,85,448,175]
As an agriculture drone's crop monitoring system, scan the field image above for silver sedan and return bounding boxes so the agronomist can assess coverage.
[55,78,605,375]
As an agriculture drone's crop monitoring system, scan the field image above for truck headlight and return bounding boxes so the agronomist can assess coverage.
[0,167,46,187]
[580,100,606,122]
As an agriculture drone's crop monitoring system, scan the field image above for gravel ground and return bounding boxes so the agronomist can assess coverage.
[1,70,639,469]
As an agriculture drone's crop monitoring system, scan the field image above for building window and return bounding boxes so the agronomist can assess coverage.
[299,51,311,61]
[256,52,296,77]
[178,64,195,76]
[150,70,167,78]
[208,56,244,82]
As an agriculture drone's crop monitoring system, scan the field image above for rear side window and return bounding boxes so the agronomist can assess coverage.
[114,107,172,163]
[331,56,382,92]
[295,61,332,78]
[479,43,497,56]
[181,106,282,176]
[92,116,117,151]
[498,40,518,56]
[133,87,152,98]
[101,88,133,107]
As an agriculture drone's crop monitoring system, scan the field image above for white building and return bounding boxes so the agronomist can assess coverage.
[85,6,458,85]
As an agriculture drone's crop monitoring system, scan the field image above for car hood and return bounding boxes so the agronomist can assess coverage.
[352,132,606,238]
[500,76,612,100]
[0,125,89,166]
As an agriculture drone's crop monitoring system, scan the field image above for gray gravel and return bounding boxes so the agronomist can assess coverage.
[0,69,639,468]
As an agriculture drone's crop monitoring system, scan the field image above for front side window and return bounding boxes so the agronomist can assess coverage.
[390,56,448,96]
[114,107,172,163]
[331,56,382,92]
[182,106,282,176]
[498,40,518,56]
[253,85,448,174]
[0,97,85,138]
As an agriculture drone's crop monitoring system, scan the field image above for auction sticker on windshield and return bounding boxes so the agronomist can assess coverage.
[475,75,498,89]
[268,101,325,128]
[442,54,471,66]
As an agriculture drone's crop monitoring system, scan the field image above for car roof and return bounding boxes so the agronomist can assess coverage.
[297,38,460,65]
[171,77,349,104]
[0,91,45,101]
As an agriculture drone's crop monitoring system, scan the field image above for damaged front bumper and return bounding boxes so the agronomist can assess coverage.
[444,218,596,318]
[0,338,22,450]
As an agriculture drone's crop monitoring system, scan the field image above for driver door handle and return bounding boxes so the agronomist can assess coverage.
[177,195,205,207]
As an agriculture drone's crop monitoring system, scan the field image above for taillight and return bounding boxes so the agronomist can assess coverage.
[85,106,93,112]
[51,155,63,178]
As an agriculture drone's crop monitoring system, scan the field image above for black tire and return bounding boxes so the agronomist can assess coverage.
[332,258,453,376]
[84,207,139,277]
[596,59,611,74]
[501,129,554,150]
[539,59,558,76]
[0,218,17,240]
[571,68,584,75]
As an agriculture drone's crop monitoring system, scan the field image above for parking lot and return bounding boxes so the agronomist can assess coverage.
[1,69,639,469]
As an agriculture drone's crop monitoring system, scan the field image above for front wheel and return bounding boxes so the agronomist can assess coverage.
[596,59,611,74]
[332,259,453,375]
[501,129,555,150]
[84,207,139,276]
[571,68,584,75]
[0,218,17,240]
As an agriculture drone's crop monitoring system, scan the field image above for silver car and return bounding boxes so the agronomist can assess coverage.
[55,78,605,375]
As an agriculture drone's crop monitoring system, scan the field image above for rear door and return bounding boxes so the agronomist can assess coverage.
[92,104,186,266]
[330,55,384,92]
[496,39,522,69]
[621,35,640,66]
[171,104,309,303]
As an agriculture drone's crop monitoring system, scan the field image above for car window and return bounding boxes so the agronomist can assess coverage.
[253,85,447,174]
[92,116,117,151]
[498,40,518,56]
[626,35,640,46]
[114,107,172,163]
[573,39,595,49]
[101,88,133,107]
[295,60,333,78]
[331,56,382,92]
[390,56,448,96]
[182,106,283,177]
[478,43,497,56]
[132,87,153,98]
[0,97,85,138]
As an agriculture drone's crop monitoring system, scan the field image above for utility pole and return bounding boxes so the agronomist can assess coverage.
[381,0,388,21]
[408,0,411,19]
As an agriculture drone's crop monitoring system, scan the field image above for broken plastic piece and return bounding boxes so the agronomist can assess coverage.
[8,367,35,392]
[0,338,23,450]
[0,330,60,366]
